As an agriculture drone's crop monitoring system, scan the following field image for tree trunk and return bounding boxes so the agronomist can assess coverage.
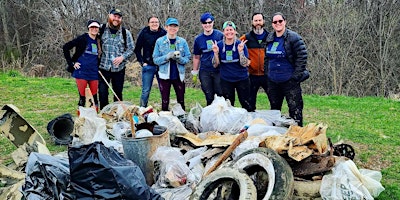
[1,1,11,48]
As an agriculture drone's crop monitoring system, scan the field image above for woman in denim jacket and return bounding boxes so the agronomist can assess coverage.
[153,18,191,111]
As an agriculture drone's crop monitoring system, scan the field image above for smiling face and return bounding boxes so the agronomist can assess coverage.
[272,15,286,34]
[148,17,160,31]
[108,13,122,28]
[88,26,99,37]
[252,14,264,31]
[166,24,179,37]
[223,26,236,40]
[202,19,214,33]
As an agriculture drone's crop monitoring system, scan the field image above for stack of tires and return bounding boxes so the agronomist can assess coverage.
[190,148,294,200]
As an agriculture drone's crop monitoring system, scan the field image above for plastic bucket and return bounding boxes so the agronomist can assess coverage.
[122,130,170,185]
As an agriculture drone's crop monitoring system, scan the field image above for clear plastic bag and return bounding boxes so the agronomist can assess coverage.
[156,112,189,135]
[200,96,251,134]
[186,103,203,133]
[151,147,198,188]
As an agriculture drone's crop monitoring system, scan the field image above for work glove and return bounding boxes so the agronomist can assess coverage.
[166,52,175,60]
[191,70,199,84]
[172,51,181,61]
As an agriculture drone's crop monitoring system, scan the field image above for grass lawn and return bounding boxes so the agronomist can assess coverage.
[0,71,399,199]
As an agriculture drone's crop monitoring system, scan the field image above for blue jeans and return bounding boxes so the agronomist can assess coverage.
[199,70,222,105]
[140,65,158,107]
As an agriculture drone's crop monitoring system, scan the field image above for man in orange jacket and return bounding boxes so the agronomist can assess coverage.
[239,13,269,111]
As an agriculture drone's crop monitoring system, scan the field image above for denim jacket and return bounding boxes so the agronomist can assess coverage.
[153,35,191,81]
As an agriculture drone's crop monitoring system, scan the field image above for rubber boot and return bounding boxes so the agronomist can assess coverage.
[77,96,85,116]
[93,94,99,113]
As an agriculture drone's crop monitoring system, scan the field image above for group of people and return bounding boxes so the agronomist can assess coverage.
[63,9,308,126]
[63,8,134,113]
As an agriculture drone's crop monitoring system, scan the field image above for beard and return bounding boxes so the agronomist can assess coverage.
[252,23,264,30]
[252,24,264,34]
[108,17,121,29]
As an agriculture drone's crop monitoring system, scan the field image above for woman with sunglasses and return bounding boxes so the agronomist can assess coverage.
[192,12,224,106]
[212,21,253,112]
[264,12,308,126]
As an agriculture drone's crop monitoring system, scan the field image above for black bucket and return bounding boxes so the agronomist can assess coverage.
[47,113,74,145]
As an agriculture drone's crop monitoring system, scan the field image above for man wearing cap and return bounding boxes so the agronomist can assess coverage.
[153,18,191,111]
[192,12,224,106]
[63,19,101,114]
[98,8,135,110]
[239,13,269,111]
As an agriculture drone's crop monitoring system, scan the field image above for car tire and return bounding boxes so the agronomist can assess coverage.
[230,147,294,200]
[190,167,257,200]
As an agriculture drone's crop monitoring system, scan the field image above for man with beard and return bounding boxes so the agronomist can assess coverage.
[192,12,224,106]
[98,8,135,110]
[239,13,269,111]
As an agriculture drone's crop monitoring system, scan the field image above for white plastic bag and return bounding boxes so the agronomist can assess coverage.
[72,107,123,152]
[320,159,385,200]
[200,96,251,133]
[156,112,189,135]
[186,103,202,133]
[112,121,131,141]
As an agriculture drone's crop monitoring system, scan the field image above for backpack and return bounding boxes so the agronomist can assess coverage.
[98,24,128,50]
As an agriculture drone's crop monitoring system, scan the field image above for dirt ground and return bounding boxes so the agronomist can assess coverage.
[345,140,392,171]
[125,61,144,87]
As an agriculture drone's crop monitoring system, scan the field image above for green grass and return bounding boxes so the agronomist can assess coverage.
[1,72,399,199]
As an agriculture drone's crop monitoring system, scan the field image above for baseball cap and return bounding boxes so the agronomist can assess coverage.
[87,19,100,28]
[109,8,122,16]
[165,18,179,26]
[200,12,214,23]
[222,21,236,30]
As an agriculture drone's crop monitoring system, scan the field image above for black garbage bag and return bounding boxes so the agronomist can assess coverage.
[68,141,164,200]
[21,152,74,200]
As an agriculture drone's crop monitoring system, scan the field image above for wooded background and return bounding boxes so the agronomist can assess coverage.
[1,0,399,97]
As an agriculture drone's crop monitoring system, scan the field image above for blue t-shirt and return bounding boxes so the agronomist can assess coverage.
[193,30,224,72]
[217,40,249,82]
[256,31,267,44]
[266,36,293,83]
[74,35,99,80]
[169,39,179,80]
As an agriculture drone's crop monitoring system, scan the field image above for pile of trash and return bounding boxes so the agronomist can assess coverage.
[0,96,385,200]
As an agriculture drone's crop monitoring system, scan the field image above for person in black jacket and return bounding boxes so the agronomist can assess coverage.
[62,19,101,113]
[134,15,167,107]
[264,12,308,126]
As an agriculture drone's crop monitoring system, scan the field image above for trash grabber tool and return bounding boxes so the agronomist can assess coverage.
[98,70,136,138]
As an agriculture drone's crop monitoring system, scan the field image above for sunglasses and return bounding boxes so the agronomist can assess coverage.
[202,21,213,24]
[272,20,284,24]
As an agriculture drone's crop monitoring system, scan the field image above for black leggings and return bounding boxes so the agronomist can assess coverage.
[267,79,304,126]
